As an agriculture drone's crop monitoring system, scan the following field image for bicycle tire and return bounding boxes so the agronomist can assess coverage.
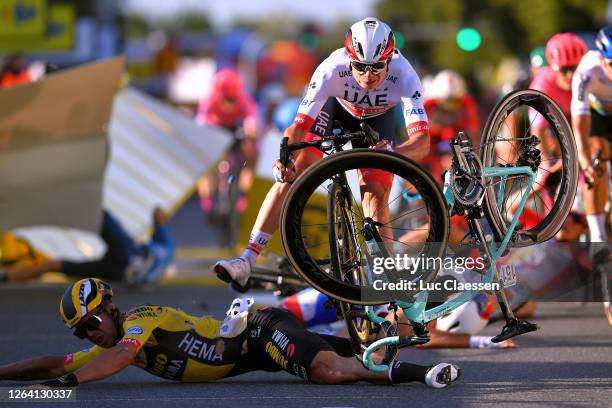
[281,149,449,305]
[327,181,373,350]
[481,89,578,247]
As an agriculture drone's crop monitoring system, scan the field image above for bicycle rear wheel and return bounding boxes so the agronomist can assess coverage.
[281,149,449,305]
[328,181,373,350]
[481,89,578,247]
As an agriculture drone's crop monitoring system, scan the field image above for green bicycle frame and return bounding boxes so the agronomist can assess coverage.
[362,164,535,372]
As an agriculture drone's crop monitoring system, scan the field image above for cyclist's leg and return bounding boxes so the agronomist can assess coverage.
[214,99,339,289]
[355,109,397,240]
[584,110,611,244]
[246,307,458,386]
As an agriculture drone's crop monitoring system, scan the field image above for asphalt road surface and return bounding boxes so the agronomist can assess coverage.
[1,283,611,408]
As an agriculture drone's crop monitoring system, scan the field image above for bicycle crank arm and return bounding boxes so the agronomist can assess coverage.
[491,318,539,343]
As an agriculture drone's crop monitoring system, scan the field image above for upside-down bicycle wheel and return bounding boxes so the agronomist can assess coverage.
[481,89,578,247]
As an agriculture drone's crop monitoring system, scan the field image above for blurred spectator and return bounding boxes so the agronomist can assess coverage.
[0,208,174,285]
[0,54,32,88]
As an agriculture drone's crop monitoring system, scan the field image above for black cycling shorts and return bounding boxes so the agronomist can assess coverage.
[590,108,612,141]
[309,98,397,146]
[227,307,352,381]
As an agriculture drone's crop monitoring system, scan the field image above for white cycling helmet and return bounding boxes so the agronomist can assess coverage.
[430,69,467,100]
[345,17,396,63]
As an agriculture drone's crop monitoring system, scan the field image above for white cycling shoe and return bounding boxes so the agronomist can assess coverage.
[214,258,252,293]
[425,363,461,388]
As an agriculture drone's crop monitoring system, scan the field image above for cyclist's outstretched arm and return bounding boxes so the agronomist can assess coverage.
[395,130,430,161]
[0,355,66,380]
[71,342,136,384]
[572,113,594,181]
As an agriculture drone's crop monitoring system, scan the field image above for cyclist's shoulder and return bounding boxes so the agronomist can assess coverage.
[315,48,349,76]
[123,305,174,327]
[577,50,601,71]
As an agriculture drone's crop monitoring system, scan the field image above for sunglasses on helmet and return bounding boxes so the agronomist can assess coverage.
[350,60,387,74]
[73,309,103,339]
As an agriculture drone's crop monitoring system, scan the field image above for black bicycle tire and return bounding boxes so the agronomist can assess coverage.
[327,181,372,350]
[481,89,579,247]
[281,149,449,305]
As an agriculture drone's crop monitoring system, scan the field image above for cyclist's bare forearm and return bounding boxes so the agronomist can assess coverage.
[0,355,66,380]
[572,114,592,166]
[73,343,136,384]
[394,131,430,161]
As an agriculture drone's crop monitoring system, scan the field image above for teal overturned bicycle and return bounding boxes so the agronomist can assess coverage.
[278,89,579,371]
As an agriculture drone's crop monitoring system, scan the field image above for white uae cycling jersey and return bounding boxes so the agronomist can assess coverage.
[571,50,612,117]
[294,48,429,137]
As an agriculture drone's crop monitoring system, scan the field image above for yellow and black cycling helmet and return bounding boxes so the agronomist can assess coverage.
[60,278,113,328]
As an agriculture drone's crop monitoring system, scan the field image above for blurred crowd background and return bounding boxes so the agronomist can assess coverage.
[0,0,610,291]
[1,0,609,121]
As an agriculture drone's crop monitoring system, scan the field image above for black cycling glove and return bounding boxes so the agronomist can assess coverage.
[41,373,79,387]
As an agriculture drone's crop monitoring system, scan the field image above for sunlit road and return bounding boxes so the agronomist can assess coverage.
[1,283,611,408]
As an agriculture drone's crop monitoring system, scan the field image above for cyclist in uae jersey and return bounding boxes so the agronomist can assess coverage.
[214,17,431,292]
[571,27,612,247]
[0,279,460,388]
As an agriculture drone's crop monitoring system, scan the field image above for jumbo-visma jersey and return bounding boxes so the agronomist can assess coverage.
[63,306,245,382]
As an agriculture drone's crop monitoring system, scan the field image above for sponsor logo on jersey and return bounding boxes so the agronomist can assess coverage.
[127,306,159,319]
[286,343,296,358]
[407,121,429,136]
[177,332,223,362]
[309,81,317,89]
[405,108,425,115]
[339,70,352,78]
[412,91,421,99]
[265,341,288,369]
[119,338,142,349]
[342,90,388,106]
[314,110,331,135]
[250,325,262,339]
[386,74,397,84]
[215,339,225,356]
[301,98,309,106]
[150,352,185,380]
[126,326,143,335]
[271,329,292,351]
[577,74,591,101]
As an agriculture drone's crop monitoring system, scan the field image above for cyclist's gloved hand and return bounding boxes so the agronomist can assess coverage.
[40,373,79,387]
[373,140,394,152]
[273,158,297,183]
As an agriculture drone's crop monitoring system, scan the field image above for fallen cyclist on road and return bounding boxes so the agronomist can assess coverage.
[0,278,460,388]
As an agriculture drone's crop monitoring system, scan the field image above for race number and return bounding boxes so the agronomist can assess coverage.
[497,264,517,288]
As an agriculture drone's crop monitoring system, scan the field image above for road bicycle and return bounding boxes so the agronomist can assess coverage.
[278,89,579,371]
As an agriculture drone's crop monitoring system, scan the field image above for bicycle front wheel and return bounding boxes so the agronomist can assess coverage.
[328,181,373,349]
[281,149,449,305]
[481,89,578,247]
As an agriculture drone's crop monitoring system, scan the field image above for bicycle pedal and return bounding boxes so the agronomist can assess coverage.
[491,319,538,343]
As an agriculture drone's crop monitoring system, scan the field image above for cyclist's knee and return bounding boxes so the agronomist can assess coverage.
[309,352,347,384]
